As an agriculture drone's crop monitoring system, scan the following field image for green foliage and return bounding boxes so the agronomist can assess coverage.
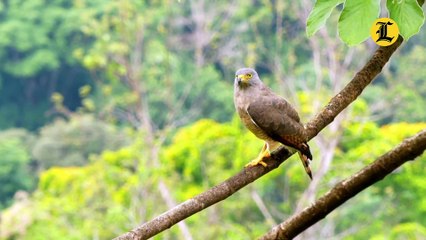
[307,0,425,44]
[389,222,426,239]
[1,117,426,239]
[73,0,235,126]
[332,122,426,239]
[387,0,425,40]
[0,0,93,130]
[162,119,246,186]
[6,148,138,240]
[0,81,52,130]
[364,45,426,123]
[0,130,35,209]
[338,0,380,45]
[141,50,233,126]
[0,128,36,150]
[0,0,85,76]
[0,131,149,240]
[306,0,344,37]
[32,115,129,169]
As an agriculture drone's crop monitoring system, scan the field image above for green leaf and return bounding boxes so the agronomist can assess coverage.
[306,0,344,37]
[387,0,425,40]
[338,0,381,45]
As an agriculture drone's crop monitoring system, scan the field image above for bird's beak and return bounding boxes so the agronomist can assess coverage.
[237,74,248,83]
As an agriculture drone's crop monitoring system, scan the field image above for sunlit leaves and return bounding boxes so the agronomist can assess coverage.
[0,138,145,240]
[307,0,425,45]
[79,85,92,97]
[51,92,64,106]
[338,0,380,45]
[387,0,425,40]
[331,122,426,239]
[162,119,241,185]
[306,0,344,36]
[3,50,59,77]
[389,222,426,239]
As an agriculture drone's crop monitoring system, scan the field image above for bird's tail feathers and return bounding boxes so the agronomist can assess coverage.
[298,151,312,180]
[299,142,312,160]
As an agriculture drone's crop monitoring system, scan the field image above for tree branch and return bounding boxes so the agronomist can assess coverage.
[260,128,426,240]
[114,38,403,240]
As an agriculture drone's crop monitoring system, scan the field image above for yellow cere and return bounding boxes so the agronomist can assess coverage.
[236,74,253,81]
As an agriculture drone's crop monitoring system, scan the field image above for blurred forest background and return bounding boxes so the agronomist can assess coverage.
[0,0,426,239]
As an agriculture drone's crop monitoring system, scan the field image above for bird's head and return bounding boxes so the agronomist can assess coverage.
[235,68,261,87]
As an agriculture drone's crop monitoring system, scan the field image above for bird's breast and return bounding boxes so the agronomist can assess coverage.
[236,106,272,141]
[234,88,275,141]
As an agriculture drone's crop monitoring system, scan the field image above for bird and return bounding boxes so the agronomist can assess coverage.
[233,67,313,179]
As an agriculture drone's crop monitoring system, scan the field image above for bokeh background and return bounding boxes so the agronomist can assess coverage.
[0,0,426,239]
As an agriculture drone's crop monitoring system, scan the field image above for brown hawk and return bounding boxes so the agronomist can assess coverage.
[234,68,313,179]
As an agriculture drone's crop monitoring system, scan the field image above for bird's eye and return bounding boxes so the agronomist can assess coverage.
[246,73,253,78]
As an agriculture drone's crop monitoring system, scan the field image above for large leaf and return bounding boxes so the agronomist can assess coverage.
[387,0,425,40]
[306,0,344,36]
[338,0,381,45]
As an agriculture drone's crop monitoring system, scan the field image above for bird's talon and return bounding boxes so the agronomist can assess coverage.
[264,151,271,158]
[245,159,268,168]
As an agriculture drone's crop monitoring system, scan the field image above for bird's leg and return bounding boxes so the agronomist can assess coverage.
[245,143,270,167]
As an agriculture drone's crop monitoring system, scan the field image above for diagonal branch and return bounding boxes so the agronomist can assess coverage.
[114,37,403,240]
[260,128,426,240]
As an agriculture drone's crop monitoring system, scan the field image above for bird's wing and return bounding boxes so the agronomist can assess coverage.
[247,96,312,159]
